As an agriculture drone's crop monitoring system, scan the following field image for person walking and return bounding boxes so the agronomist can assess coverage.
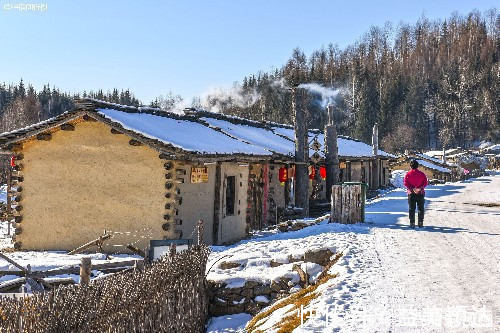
[403,160,428,228]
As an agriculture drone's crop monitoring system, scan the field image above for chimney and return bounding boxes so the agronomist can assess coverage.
[372,123,379,156]
[442,146,446,164]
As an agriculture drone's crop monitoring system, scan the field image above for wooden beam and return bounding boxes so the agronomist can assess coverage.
[129,139,143,146]
[110,128,122,134]
[7,143,22,152]
[0,259,144,279]
[60,123,75,131]
[213,162,222,245]
[82,114,97,122]
[0,252,26,272]
[126,245,146,258]
[68,233,112,255]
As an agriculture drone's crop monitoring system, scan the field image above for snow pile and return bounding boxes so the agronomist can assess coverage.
[390,170,406,188]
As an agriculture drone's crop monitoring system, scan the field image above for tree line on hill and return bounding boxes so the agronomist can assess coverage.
[0,9,498,155]
[203,9,499,152]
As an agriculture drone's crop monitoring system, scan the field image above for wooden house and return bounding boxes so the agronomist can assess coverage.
[0,100,281,251]
[0,99,396,252]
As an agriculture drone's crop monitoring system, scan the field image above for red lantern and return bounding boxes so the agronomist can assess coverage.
[278,167,288,183]
[309,166,316,179]
[10,156,15,167]
[320,166,326,179]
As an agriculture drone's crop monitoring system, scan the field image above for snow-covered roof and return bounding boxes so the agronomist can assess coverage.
[272,126,395,158]
[417,159,451,173]
[483,144,500,154]
[415,153,442,164]
[97,108,272,156]
[200,117,295,157]
[425,148,461,157]
[0,99,396,160]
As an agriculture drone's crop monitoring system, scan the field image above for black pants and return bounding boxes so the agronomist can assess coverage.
[408,193,425,225]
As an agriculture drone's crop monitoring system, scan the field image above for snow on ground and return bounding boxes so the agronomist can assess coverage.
[207,219,352,289]
[0,220,140,284]
[207,172,500,332]
[207,313,252,333]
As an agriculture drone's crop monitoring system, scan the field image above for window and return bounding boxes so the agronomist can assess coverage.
[225,176,236,215]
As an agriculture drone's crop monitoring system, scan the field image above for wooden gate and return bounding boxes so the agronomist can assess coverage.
[330,184,363,223]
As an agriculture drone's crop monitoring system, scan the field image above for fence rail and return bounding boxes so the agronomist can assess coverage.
[0,245,210,333]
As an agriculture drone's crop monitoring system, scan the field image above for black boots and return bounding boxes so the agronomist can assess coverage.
[418,212,424,228]
[409,212,416,228]
[409,212,423,228]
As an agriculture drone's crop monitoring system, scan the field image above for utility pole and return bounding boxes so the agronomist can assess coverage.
[293,86,309,217]
[325,105,340,201]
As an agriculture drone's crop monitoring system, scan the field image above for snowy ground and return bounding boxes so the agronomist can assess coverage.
[0,220,140,285]
[207,172,500,332]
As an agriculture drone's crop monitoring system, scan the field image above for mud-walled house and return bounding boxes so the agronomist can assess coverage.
[0,99,396,251]
[184,109,395,220]
[0,100,286,251]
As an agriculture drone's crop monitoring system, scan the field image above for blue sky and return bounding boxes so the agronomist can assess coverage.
[0,0,497,104]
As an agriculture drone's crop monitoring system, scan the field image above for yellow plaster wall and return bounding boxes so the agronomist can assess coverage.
[218,163,249,244]
[17,120,170,252]
[176,163,216,244]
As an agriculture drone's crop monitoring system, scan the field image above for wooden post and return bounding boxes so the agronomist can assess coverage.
[371,123,380,189]
[197,220,204,245]
[213,162,222,245]
[325,105,340,201]
[6,168,11,236]
[293,87,309,217]
[79,257,91,285]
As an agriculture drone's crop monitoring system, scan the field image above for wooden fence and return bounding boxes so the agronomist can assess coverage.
[330,184,363,223]
[0,245,210,333]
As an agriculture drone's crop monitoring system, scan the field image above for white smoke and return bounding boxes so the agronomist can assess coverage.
[200,83,260,113]
[298,83,343,108]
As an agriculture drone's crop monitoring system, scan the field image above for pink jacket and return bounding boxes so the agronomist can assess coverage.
[404,169,428,195]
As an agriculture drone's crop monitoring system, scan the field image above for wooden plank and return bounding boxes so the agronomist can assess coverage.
[342,185,349,223]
